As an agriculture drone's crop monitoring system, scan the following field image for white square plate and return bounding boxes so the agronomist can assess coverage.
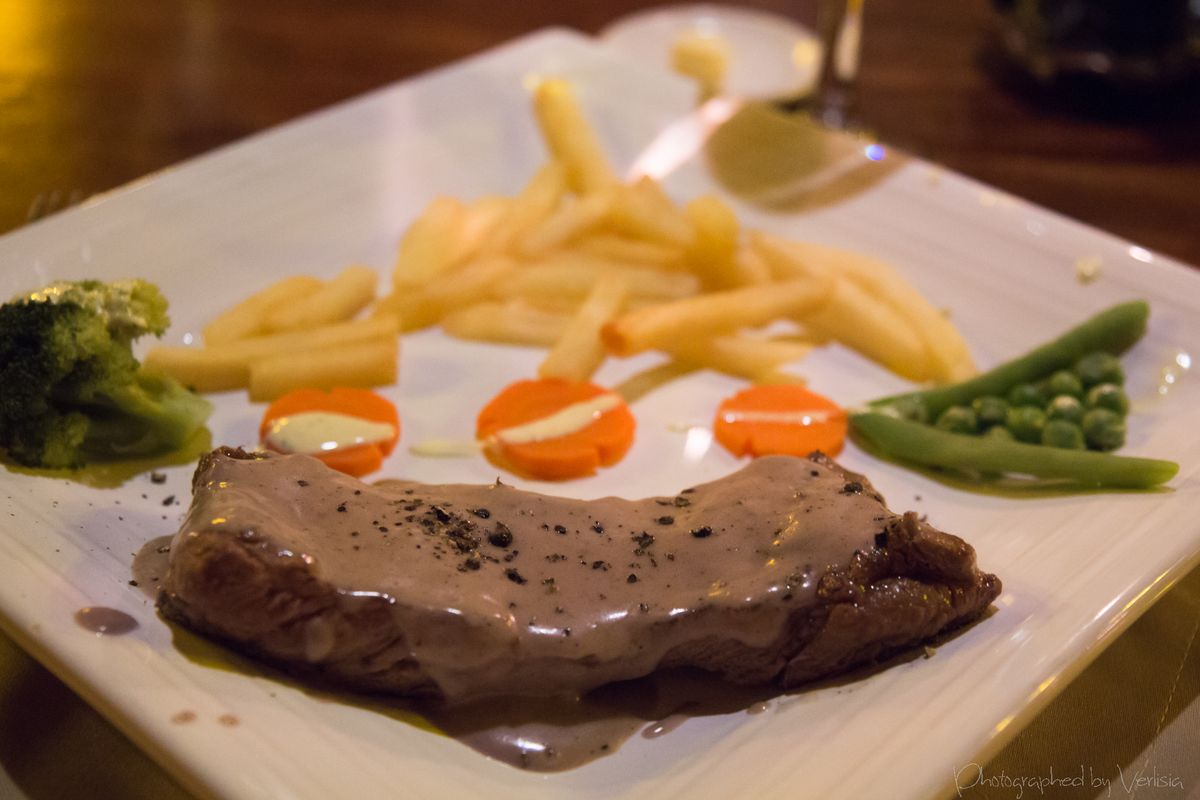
[1,29,1197,800]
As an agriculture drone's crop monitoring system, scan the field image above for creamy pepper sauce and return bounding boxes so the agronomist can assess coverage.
[162,451,893,769]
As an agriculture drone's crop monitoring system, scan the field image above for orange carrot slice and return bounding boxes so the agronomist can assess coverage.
[714,384,847,458]
[260,387,400,477]
[476,378,635,480]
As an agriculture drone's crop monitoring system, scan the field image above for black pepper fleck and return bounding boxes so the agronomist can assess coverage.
[841,481,864,495]
[655,515,674,525]
[161,495,175,506]
[690,526,713,539]
[336,502,347,513]
[505,568,527,585]
[554,524,567,535]
[874,531,888,549]
[150,472,167,484]
[488,523,514,548]
[626,573,638,583]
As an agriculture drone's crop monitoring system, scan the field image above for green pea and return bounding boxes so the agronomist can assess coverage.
[1041,419,1085,449]
[971,395,1009,428]
[890,395,930,424]
[935,405,978,435]
[1086,383,1129,416]
[1044,370,1083,399]
[1006,405,1046,442]
[1046,395,1084,425]
[1008,383,1045,408]
[1082,408,1126,451]
[1074,351,1124,387]
[985,425,1015,441]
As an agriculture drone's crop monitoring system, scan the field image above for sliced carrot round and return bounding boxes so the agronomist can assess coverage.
[714,384,846,458]
[476,378,635,481]
[259,387,400,477]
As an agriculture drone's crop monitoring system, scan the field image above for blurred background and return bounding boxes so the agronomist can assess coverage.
[1,0,1197,261]
[0,1,1197,799]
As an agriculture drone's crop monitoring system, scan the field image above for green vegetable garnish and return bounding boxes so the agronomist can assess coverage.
[854,301,1176,489]
[1082,408,1126,451]
[851,412,1176,489]
[1086,383,1129,415]
[1006,405,1046,443]
[985,425,1015,441]
[1044,370,1083,399]
[1041,419,1085,449]
[871,301,1149,420]
[935,405,978,435]
[1008,383,1045,408]
[0,279,212,469]
[1046,395,1085,425]
[971,395,1008,429]
[1074,351,1124,387]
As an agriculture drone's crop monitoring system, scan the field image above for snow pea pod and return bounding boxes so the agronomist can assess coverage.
[870,301,1149,421]
[850,412,1178,489]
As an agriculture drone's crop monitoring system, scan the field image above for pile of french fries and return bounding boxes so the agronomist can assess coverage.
[372,77,975,387]
[146,77,975,404]
[144,266,398,402]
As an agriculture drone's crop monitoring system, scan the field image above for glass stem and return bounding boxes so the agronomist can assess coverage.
[814,0,865,129]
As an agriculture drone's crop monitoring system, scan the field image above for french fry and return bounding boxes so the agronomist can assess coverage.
[374,254,517,331]
[538,273,630,382]
[531,78,617,195]
[601,277,833,356]
[802,278,934,382]
[264,265,378,332]
[441,300,571,347]
[752,368,808,385]
[142,316,400,392]
[664,334,814,381]
[491,256,699,305]
[752,233,975,382]
[608,179,693,248]
[202,275,323,345]
[393,196,467,287]
[684,194,741,289]
[450,195,510,265]
[574,233,686,267]
[248,337,399,402]
[731,244,772,286]
[518,189,615,257]
[478,162,567,254]
[141,349,249,393]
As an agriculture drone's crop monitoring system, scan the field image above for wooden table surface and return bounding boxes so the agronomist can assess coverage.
[1,0,1197,265]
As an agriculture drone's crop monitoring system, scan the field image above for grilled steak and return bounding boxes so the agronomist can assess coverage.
[159,448,1000,702]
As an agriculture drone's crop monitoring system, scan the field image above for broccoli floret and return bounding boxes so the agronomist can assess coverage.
[0,279,212,469]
